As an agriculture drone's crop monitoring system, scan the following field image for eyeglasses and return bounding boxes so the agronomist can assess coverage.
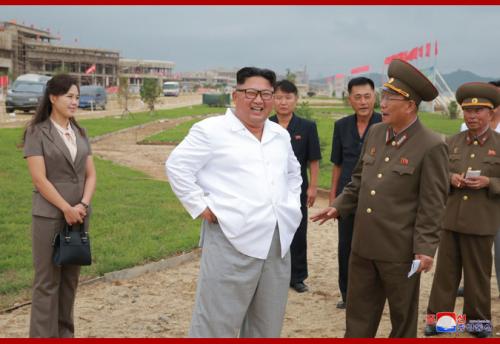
[381,94,409,103]
[236,88,274,101]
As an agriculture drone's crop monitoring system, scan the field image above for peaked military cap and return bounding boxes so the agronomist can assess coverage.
[383,59,438,104]
[456,82,500,109]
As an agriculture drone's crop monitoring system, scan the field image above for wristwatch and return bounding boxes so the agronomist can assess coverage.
[79,201,89,209]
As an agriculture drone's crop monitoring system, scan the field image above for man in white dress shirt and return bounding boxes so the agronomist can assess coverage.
[166,67,302,337]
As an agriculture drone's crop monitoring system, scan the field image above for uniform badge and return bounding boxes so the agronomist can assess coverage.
[395,134,408,147]
[294,135,302,140]
[370,147,376,156]
[488,149,497,156]
[400,157,409,166]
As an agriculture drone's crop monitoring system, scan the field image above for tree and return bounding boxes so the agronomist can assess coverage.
[295,101,314,120]
[140,78,161,113]
[448,100,459,120]
[117,76,131,117]
[285,68,296,84]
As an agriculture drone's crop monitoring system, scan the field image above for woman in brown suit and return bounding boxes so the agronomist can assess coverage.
[23,74,96,337]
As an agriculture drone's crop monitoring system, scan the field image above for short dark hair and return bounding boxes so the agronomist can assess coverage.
[489,80,500,87]
[275,80,298,96]
[236,67,276,88]
[348,77,375,94]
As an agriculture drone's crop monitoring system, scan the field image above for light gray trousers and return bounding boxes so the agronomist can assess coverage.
[189,221,291,338]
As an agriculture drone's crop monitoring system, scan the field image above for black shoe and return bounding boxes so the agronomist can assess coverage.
[336,300,346,309]
[424,325,440,337]
[457,286,464,297]
[290,281,309,293]
[472,331,492,338]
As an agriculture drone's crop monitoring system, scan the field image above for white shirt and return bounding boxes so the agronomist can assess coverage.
[51,119,77,161]
[166,108,302,259]
[460,122,500,133]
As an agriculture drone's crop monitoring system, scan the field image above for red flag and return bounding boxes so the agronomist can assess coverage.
[85,64,96,75]
[351,65,370,75]
[419,46,423,58]
[425,42,431,57]
[0,75,9,87]
[407,47,418,61]
[335,73,345,79]
[434,41,439,56]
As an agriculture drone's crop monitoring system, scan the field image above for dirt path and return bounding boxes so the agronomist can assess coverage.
[1,118,500,338]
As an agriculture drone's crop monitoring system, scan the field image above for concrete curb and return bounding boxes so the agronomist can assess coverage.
[104,249,201,282]
[0,249,201,314]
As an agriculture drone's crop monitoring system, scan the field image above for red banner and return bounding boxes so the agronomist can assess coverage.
[435,40,439,56]
[425,42,431,57]
[350,65,370,75]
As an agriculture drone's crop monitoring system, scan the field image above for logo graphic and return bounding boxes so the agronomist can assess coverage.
[431,312,467,333]
[436,312,457,332]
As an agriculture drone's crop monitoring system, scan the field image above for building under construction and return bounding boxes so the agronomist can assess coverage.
[0,21,119,86]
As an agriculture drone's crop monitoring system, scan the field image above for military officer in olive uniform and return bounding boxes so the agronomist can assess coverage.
[312,59,449,338]
[425,82,500,338]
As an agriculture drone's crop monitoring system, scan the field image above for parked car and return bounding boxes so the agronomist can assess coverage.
[5,74,50,113]
[79,85,107,110]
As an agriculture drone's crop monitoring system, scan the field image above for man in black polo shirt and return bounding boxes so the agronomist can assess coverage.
[270,80,322,293]
[329,77,382,308]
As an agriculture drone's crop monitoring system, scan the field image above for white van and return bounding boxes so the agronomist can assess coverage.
[163,81,180,97]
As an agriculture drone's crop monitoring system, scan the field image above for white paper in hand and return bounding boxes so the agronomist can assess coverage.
[408,259,421,278]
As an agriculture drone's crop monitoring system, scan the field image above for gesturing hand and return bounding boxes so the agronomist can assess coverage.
[310,207,339,225]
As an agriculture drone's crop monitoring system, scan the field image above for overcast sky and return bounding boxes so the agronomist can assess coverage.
[1,6,499,79]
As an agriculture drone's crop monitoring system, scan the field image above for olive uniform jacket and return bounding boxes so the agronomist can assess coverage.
[442,129,500,235]
[332,120,449,262]
[23,118,92,219]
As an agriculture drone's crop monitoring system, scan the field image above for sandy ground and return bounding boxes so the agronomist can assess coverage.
[1,118,500,338]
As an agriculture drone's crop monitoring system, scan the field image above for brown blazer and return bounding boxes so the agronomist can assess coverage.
[23,118,92,219]
[442,129,500,235]
[332,119,449,262]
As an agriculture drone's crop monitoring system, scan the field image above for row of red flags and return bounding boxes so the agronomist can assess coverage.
[384,40,439,65]
[330,41,440,80]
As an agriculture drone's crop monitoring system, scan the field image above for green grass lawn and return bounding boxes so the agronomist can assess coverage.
[80,105,225,138]
[141,118,202,144]
[0,126,201,309]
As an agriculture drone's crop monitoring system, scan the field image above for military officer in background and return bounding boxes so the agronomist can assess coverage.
[311,59,449,338]
[425,82,500,338]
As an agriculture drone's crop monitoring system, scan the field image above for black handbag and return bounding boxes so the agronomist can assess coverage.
[52,220,92,267]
